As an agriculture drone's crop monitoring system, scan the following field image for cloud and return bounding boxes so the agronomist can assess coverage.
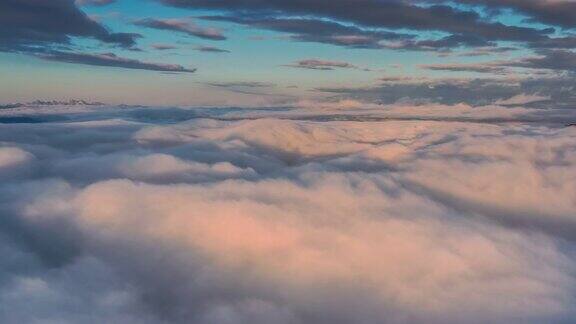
[286,59,362,71]
[204,82,284,98]
[0,253,158,323]
[505,50,576,72]
[0,147,34,170]
[1,104,576,323]
[0,0,200,74]
[63,174,575,323]
[0,0,139,52]
[453,46,518,57]
[316,78,520,106]
[159,0,576,53]
[455,0,576,28]
[386,33,497,52]
[207,82,276,88]
[315,75,576,107]
[37,51,197,73]
[160,0,550,44]
[151,44,178,50]
[529,36,576,49]
[421,63,508,74]
[193,45,230,53]
[76,0,116,6]
[201,15,413,49]
[0,147,35,180]
[134,18,226,40]
[495,93,551,106]
[431,50,576,75]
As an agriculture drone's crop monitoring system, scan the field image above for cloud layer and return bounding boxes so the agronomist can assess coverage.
[1,103,576,323]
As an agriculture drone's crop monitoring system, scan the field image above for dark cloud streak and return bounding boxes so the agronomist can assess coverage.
[286,59,362,71]
[201,15,413,49]
[134,18,226,41]
[0,0,139,51]
[456,0,576,28]
[38,51,197,73]
[75,0,116,6]
[193,45,230,53]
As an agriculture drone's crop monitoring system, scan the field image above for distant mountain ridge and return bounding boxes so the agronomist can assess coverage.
[0,99,105,109]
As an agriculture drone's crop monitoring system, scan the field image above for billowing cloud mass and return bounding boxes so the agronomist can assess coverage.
[1,102,576,323]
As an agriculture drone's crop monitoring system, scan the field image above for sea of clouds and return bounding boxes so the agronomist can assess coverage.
[0,102,576,323]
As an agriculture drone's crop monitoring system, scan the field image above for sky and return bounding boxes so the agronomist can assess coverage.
[2,2,576,323]
[1,0,576,106]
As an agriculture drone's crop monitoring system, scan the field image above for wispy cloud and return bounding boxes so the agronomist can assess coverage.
[134,18,226,40]
[421,63,508,74]
[206,81,276,88]
[151,43,178,50]
[201,15,413,49]
[193,45,230,53]
[285,59,366,71]
[38,51,196,73]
